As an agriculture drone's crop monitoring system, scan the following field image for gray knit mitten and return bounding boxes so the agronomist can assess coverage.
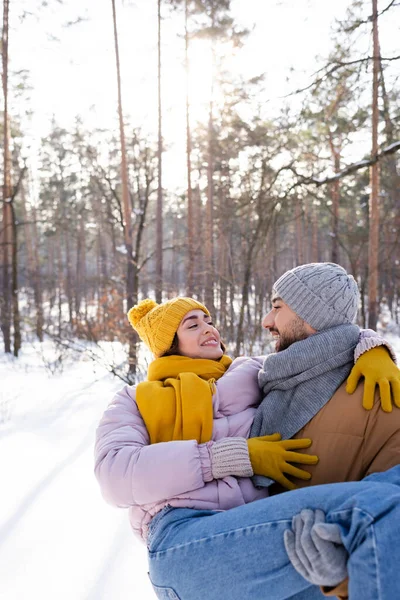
[210,437,253,479]
[283,509,348,587]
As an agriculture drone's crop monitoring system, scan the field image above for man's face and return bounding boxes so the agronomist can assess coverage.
[262,295,316,352]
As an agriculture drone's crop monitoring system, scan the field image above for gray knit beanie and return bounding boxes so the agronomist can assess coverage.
[273,263,360,331]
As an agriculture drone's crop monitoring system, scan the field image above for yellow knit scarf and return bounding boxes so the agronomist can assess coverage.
[136,355,232,444]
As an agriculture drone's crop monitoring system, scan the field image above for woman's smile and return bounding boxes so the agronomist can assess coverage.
[177,310,224,359]
[201,336,219,346]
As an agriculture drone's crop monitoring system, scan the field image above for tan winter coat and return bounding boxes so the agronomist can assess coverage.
[292,381,400,487]
[271,381,400,599]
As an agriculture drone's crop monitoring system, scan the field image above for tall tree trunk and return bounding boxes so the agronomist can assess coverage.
[155,0,163,302]
[204,2,215,312]
[328,133,341,264]
[22,185,43,343]
[194,184,203,297]
[170,212,179,292]
[311,203,319,262]
[217,169,230,331]
[330,177,340,264]
[379,54,400,305]
[295,199,304,264]
[75,216,86,319]
[111,0,137,374]
[368,0,380,330]
[1,0,11,353]
[185,0,195,295]
[56,230,63,339]
[48,235,56,310]
[31,205,44,341]
[10,202,20,356]
[63,212,74,325]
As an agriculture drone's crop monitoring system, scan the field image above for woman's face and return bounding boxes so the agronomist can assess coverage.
[176,309,224,360]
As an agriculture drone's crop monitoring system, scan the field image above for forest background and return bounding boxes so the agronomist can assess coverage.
[1,0,400,383]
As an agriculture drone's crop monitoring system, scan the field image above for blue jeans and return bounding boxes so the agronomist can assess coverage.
[147,466,400,600]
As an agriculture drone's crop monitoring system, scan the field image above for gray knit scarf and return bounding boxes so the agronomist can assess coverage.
[250,324,360,487]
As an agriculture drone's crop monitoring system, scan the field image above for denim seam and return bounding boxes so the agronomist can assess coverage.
[369,524,382,600]
[149,518,293,556]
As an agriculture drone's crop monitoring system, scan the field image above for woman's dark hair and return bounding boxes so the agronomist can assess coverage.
[161,333,226,358]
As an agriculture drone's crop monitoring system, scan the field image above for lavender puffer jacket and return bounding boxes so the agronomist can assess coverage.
[94,357,268,542]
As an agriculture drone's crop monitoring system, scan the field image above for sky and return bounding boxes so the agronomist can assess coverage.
[9,0,398,185]
[7,0,400,190]
[11,0,352,128]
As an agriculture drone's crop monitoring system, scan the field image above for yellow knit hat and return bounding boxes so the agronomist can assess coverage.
[127,297,210,357]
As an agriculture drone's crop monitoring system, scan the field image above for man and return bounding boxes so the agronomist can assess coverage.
[250,262,400,598]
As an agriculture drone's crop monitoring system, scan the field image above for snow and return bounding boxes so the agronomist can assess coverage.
[382,141,400,153]
[2,330,400,600]
[0,341,155,600]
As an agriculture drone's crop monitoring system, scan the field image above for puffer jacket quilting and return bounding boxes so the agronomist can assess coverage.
[94,356,268,541]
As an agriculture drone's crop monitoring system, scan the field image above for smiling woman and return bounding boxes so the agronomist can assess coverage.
[175,309,224,360]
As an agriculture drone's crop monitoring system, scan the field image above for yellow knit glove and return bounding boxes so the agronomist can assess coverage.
[346,346,400,413]
[247,433,318,491]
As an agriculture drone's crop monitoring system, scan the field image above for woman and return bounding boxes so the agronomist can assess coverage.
[95,297,400,600]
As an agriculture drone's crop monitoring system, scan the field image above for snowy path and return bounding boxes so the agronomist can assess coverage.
[0,348,155,600]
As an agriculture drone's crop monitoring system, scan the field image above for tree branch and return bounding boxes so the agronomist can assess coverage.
[283,55,400,98]
[295,141,400,187]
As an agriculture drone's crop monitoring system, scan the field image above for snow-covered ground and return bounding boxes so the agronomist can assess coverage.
[0,341,155,600]
[1,331,400,600]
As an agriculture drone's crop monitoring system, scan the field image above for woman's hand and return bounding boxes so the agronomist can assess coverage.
[247,433,318,490]
[346,346,400,412]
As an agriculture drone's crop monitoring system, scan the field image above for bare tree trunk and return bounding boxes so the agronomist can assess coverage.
[185,0,195,296]
[155,0,163,302]
[236,257,252,356]
[295,199,304,264]
[96,230,102,302]
[219,241,227,330]
[48,235,56,310]
[170,215,179,293]
[10,202,20,356]
[326,95,343,264]
[56,230,63,339]
[1,204,12,353]
[22,185,43,342]
[31,205,44,341]
[1,0,11,353]
[235,162,271,354]
[63,215,74,325]
[368,0,380,330]
[111,0,137,374]
[193,184,203,297]
[330,178,340,264]
[204,2,215,312]
[311,203,319,262]
[379,53,400,309]
[75,216,86,318]
[328,136,341,264]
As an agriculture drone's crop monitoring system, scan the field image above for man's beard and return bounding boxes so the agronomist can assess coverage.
[273,316,310,352]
